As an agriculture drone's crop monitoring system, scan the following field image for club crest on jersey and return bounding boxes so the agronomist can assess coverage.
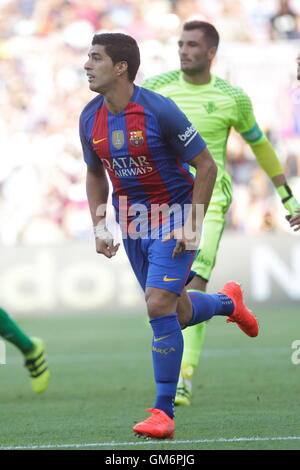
[112,130,125,150]
[203,102,217,114]
[129,130,144,147]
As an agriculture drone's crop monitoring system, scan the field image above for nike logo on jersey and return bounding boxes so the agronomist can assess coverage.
[163,275,180,282]
[93,137,107,144]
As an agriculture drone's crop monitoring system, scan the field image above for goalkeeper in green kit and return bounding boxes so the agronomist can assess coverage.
[143,20,300,406]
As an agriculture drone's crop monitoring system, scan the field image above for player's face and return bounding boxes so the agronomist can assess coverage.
[84,44,117,93]
[178,29,216,75]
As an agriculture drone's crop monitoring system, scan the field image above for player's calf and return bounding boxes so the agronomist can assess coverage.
[178,284,258,338]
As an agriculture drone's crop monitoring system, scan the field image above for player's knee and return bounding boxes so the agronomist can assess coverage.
[146,296,166,318]
[145,291,176,319]
[187,274,208,292]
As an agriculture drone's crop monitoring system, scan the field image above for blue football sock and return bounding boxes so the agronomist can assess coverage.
[150,313,183,419]
[216,293,235,315]
[187,290,234,327]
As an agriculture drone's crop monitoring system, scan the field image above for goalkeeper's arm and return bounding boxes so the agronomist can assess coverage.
[289,209,300,231]
[234,89,300,220]
[248,137,300,218]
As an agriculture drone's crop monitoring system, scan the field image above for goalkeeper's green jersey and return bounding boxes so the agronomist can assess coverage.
[142,71,266,183]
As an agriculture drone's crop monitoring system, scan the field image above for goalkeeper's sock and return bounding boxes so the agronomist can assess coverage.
[0,308,34,354]
[175,312,207,406]
[182,321,207,368]
[182,289,207,368]
[187,291,234,327]
[150,313,183,419]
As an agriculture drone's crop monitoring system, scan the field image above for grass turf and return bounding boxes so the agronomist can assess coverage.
[0,305,299,450]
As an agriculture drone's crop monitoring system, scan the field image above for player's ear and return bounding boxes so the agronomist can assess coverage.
[115,61,128,77]
[208,47,217,61]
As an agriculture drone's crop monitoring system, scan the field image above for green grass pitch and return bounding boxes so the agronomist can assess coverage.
[0,305,299,450]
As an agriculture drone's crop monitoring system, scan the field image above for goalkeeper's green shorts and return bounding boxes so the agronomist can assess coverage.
[192,174,232,282]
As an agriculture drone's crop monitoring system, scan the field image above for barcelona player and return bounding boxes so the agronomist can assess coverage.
[143,21,300,406]
[80,32,258,439]
[0,308,49,393]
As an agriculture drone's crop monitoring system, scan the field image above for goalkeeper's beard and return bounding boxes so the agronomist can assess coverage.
[181,64,206,76]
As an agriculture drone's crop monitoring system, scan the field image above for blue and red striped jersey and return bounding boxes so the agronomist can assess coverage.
[80,85,206,223]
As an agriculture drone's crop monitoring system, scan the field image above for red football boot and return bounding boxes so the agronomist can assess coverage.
[133,408,175,439]
[220,282,259,337]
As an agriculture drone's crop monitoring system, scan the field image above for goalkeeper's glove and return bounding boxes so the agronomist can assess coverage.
[277,184,300,217]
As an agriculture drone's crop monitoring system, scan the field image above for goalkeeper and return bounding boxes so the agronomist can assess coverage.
[143,20,300,406]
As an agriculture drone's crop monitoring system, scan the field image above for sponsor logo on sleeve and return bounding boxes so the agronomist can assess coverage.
[177,124,198,147]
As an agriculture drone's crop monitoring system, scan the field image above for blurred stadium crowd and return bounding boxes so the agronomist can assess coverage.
[1,0,300,245]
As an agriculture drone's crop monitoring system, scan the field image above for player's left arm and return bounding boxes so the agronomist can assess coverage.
[250,140,300,219]
[189,148,218,218]
[234,90,300,221]
[164,147,217,258]
[184,148,217,245]
[159,97,217,256]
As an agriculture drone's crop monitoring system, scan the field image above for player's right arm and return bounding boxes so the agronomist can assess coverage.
[80,110,119,258]
[86,164,119,258]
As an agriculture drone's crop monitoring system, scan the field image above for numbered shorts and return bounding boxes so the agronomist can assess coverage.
[193,175,232,282]
[123,237,196,295]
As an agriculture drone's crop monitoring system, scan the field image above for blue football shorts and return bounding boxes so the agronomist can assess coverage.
[122,237,196,295]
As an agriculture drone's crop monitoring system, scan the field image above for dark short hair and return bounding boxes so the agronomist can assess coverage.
[183,21,219,49]
[92,33,140,82]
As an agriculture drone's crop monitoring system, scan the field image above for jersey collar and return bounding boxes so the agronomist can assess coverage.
[179,72,215,91]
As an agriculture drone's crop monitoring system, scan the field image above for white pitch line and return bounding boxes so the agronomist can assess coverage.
[1,436,300,450]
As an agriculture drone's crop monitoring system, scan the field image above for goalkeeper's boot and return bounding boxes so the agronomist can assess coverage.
[24,337,50,393]
[175,380,192,406]
[175,365,194,406]
[220,282,259,337]
[133,409,175,439]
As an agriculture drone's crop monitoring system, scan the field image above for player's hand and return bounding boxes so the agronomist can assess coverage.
[283,195,300,231]
[277,184,300,227]
[95,227,120,258]
[283,195,300,218]
[163,228,199,259]
[289,208,300,232]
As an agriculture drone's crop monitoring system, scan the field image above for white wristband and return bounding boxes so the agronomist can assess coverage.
[94,224,110,240]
